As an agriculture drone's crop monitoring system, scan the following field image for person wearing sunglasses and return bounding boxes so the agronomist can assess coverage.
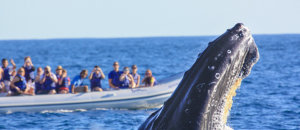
[10,68,34,96]
[108,62,123,89]
[40,66,58,94]
[131,65,140,88]
[119,67,135,89]
[142,69,157,87]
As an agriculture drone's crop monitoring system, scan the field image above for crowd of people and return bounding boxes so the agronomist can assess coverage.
[0,57,157,96]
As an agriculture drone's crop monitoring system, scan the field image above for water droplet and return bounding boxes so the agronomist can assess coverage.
[215,73,220,79]
[227,50,231,54]
[208,66,215,71]
[218,53,221,57]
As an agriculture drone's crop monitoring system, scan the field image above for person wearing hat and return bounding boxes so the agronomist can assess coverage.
[40,66,58,94]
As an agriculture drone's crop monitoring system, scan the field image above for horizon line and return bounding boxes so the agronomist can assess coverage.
[0,33,299,41]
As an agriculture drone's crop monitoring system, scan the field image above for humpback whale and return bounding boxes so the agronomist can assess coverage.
[139,23,259,130]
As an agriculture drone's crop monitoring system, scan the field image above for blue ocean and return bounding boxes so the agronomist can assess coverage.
[0,35,299,129]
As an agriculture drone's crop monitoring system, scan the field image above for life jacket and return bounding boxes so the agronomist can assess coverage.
[14,74,27,91]
[56,74,62,89]
[144,76,157,86]
[43,74,56,90]
[57,77,70,91]
[23,66,35,82]
[2,66,11,81]
[90,74,102,88]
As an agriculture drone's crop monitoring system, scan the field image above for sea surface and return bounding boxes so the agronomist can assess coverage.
[0,35,299,130]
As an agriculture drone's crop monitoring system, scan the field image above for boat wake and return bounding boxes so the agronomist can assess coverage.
[40,109,87,113]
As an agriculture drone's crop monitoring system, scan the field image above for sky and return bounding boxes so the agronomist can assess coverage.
[0,0,300,40]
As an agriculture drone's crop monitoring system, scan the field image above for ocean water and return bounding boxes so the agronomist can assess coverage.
[0,35,299,129]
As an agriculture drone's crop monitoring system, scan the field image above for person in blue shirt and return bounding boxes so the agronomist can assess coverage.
[58,69,70,94]
[108,62,123,89]
[40,66,58,94]
[1,58,16,93]
[89,66,105,92]
[71,70,89,93]
[21,56,35,94]
[10,68,34,96]
[34,67,44,94]
[22,56,35,83]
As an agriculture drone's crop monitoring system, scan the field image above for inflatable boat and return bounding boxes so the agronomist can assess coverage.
[0,73,182,113]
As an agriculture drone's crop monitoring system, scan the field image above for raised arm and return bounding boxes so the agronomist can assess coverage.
[89,71,94,80]
[99,68,105,79]
[10,59,16,70]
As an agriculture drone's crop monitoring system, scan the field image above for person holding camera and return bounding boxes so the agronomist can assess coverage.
[22,56,35,83]
[40,66,58,94]
[89,66,105,92]
[119,67,135,89]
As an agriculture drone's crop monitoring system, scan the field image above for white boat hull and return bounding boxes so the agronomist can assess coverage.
[0,74,182,112]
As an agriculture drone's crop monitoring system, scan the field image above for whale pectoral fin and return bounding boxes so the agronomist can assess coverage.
[240,41,259,78]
